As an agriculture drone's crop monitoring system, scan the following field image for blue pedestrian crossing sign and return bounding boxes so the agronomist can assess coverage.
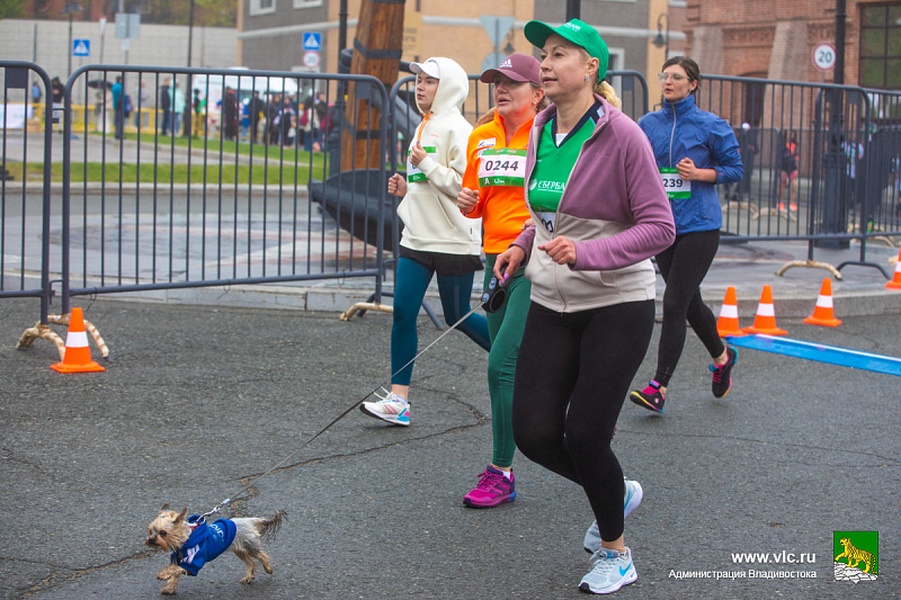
[73,39,91,57]
[302,32,322,51]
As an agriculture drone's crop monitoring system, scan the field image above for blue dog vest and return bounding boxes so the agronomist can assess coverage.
[170,516,237,576]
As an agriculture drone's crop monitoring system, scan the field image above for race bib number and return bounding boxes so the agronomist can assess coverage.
[407,145,438,182]
[660,167,691,200]
[478,148,527,188]
[535,211,556,234]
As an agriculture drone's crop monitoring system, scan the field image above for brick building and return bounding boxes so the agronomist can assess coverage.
[237,0,687,101]
[18,0,108,21]
[685,0,901,90]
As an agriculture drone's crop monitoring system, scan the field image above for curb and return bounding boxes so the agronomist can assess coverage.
[96,281,901,319]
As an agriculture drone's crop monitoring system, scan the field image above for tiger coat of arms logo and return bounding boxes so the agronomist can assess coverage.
[833,531,878,582]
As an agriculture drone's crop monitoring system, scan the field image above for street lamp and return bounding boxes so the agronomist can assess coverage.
[62,1,83,77]
[652,13,669,60]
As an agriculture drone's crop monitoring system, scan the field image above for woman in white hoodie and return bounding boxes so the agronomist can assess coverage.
[361,57,490,427]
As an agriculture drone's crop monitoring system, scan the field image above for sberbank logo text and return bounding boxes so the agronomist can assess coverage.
[531,180,566,192]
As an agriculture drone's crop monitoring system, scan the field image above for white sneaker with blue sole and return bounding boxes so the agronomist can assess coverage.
[580,546,637,594]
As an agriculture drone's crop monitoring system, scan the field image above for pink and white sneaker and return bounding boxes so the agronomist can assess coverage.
[462,466,516,508]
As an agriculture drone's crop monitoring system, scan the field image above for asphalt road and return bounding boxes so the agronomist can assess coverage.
[0,297,898,599]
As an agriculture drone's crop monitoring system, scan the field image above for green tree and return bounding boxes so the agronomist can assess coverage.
[138,0,236,27]
[0,0,24,19]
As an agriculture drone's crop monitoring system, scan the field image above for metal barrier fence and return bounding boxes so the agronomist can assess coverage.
[4,60,900,342]
[606,70,650,122]
[698,74,901,276]
[0,62,54,324]
[53,65,392,316]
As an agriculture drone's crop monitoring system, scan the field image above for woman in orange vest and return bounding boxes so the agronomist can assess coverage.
[455,54,546,508]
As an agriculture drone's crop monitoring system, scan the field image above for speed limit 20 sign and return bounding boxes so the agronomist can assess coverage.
[303,51,321,69]
[813,42,836,72]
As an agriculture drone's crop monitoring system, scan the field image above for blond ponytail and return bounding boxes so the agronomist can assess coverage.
[595,80,621,109]
[578,47,622,109]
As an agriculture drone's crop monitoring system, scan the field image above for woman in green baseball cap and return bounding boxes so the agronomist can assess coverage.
[494,18,676,596]
[522,18,619,108]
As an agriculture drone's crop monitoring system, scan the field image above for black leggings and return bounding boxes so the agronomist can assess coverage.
[654,229,725,386]
[513,300,655,542]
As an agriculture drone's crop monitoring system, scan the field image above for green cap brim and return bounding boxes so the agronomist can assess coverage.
[524,20,557,51]
[524,19,609,82]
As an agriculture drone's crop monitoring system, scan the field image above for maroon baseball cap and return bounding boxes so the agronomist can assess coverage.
[479,53,541,85]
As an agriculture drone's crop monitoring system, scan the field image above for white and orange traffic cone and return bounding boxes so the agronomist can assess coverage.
[50,307,106,373]
[887,248,901,290]
[716,286,746,337]
[803,278,842,327]
[742,285,788,336]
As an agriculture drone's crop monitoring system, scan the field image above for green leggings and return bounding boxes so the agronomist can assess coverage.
[484,254,531,469]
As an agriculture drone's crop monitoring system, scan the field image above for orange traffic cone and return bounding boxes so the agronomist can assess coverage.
[803,278,842,327]
[50,307,106,373]
[887,248,901,290]
[742,285,788,336]
[716,286,746,337]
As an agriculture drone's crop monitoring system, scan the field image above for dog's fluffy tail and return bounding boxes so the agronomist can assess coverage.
[255,510,286,540]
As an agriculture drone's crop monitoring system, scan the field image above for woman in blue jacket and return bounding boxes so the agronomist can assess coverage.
[630,56,743,414]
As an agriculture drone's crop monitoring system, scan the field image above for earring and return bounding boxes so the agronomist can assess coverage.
[584,75,590,82]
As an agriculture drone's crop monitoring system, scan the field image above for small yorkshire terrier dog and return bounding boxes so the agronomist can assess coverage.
[145,503,285,595]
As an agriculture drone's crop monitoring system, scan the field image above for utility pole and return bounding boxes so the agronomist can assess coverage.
[63,1,82,77]
[339,0,348,60]
[99,17,106,63]
[184,0,195,138]
[834,0,846,85]
[818,0,849,247]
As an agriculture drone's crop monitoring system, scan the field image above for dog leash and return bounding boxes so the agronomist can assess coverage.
[198,298,493,520]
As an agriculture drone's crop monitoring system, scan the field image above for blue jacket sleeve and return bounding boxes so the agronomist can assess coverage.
[710,118,743,184]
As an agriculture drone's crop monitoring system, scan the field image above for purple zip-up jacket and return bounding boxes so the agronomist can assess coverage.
[511,96,675,313]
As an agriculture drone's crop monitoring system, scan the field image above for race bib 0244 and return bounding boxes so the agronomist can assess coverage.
[478,148,527,188]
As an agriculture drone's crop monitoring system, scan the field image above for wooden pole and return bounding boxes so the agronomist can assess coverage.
[342,0,405,171]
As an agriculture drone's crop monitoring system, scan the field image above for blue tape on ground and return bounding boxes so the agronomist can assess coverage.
[727,334,901,377]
